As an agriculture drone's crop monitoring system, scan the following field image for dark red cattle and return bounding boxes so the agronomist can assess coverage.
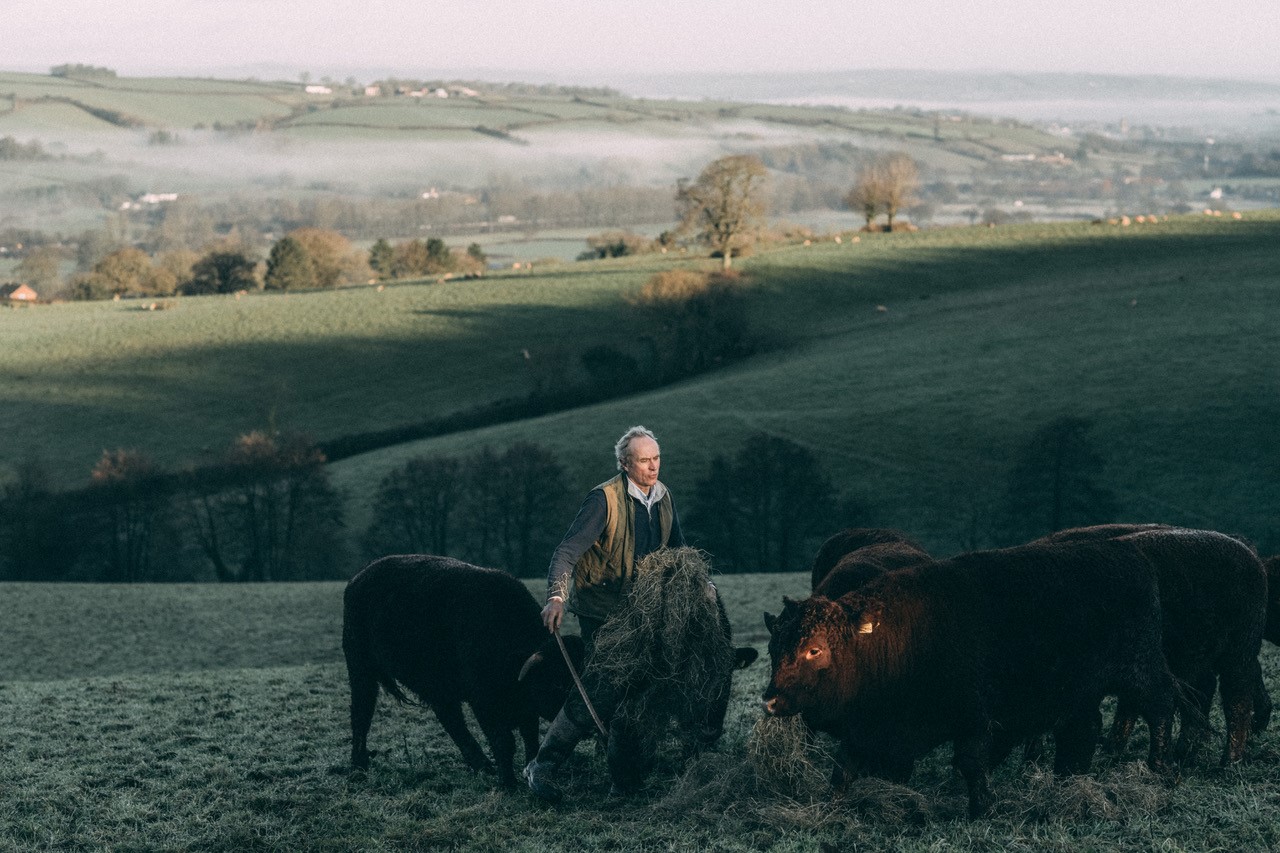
[1038,525,1268,763]
[809,528,926,591]
[343,555,583,787]
[814,539,933,600]
[764,539,1177,817]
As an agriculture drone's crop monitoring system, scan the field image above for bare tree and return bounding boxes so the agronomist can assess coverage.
[845,152,920,231]
[878,152,920,231]
[845,163,884,229]
[88,449,171,582]
[675,154,768,270]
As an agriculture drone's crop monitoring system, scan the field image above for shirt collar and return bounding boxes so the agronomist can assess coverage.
[625,474,665,510]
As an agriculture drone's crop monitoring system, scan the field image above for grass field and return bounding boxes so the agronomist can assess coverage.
[4,213,1279,557]
[5,576,1280,851]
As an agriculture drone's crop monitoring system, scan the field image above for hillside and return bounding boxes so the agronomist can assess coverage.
[3,212,1278,558]
[328,212,1280,555]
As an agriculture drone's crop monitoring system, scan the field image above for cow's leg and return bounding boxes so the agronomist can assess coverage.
[431,700,491,771]
[952,734,993,818]
[1105,696,1137,754]
[607,718,650,796]
[472,705,518,787]
[1054,707,1102,776]
[518,714,541,767]
[1218,656,1262,764]
[1132,669,1177,780]
[1252,665,1272,733]
[347,666,379,770]
[1173,672,1216,765]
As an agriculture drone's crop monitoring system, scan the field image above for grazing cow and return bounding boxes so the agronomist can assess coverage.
[810,528,927,591]
[604,590,758,794]
[1037,525,1269,763]
[763,539,1177,817]
[556,548,758,796]
[343,555,584,787]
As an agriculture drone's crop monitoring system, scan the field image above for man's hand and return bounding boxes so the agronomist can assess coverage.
[542,596,565,633]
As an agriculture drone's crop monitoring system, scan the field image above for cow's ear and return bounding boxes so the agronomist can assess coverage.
[518,651,544,682]
[763,612,777,634]
[734,647,759,669]
[856,603,885,635]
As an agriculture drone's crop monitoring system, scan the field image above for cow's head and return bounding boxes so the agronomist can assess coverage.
[518,634,586,721]
[761,594,883,718]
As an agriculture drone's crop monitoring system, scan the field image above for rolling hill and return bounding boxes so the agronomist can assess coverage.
[3,212,1277,556]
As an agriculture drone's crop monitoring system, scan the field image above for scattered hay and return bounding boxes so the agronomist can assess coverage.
[657,713,934,836]
[587,547,733,730]
[999,762,1170,822]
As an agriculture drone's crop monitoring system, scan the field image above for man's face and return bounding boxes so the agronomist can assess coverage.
[623,436,661,491]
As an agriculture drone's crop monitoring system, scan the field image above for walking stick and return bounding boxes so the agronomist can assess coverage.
[554,628,609,744]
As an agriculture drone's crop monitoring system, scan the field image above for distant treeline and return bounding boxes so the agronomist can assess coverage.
[50,63,117,79]
[0,414,1123,582]
[0,136,52,161]
[370,78,622,99]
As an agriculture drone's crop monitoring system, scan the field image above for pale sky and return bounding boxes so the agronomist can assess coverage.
[6,0,1280,83]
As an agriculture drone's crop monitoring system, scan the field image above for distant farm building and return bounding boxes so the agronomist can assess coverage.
[305,85,333,95]
[1,283,38,302]
[364,86,382,97]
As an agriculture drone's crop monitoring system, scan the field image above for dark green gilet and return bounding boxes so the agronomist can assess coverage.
[569,473,674,620]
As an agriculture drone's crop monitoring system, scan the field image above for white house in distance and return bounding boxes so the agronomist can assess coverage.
[304,84,332,95]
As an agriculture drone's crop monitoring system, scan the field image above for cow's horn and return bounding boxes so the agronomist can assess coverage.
[518,651,543,682]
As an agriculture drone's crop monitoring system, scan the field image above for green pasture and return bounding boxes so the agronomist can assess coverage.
[329,213,1280,554]
[0,257,677,485]
[4,576,1280,851]
[281,102,549,131]
[0,100,126,134]
[3,214,1279,555]
[0,71,303,130]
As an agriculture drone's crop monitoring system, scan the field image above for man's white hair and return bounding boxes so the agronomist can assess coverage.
[615,425,658,471]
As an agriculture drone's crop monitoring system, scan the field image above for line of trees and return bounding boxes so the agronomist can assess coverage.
[0,432,348,583]
[0,414,1125,582]
[41,227,493,301]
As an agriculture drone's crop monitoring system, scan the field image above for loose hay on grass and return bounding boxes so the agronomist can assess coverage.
[658,712,934,835]
[998,761,1170,822]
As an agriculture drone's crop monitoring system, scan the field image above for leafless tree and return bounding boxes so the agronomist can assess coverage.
[675,154,769,270]
[878,152,920,230]
[845,163,884,229]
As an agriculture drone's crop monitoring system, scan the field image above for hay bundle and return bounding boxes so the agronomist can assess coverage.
[659,714,933,835]
[746,715,831,801]
[587,547,734,735]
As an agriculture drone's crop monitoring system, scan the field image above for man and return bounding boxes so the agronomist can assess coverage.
[525,425,685,802]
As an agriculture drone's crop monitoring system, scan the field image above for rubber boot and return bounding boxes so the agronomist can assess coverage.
[524,710,587,803]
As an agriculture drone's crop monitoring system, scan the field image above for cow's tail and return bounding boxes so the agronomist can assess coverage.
[342,597,418,707]
[1170,675,1216,735]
